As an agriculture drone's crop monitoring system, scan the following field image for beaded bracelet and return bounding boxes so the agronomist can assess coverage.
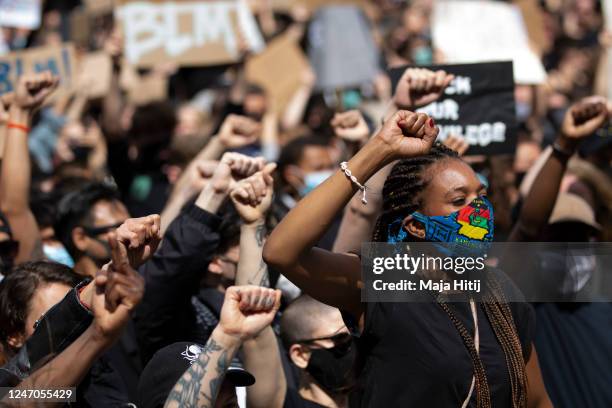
[340,161,367,204]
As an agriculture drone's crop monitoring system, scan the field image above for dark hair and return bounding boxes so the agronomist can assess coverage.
[216,204,242,256]
[30,192,58,229]
[0,261,82,348]
[54,182,121,257]
[245,83,266,97]
[279,295,337,349]
[371,143,527,408]
[277,136,329,180]
[372,143,459,241]
[130,101,177,149]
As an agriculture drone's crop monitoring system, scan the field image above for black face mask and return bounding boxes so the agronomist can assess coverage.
[305,340,356,394]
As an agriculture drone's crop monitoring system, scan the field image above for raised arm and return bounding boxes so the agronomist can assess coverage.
[508,97,609,241]
[1,73,58,263]
[263,111,439,316]
[4,232,144,407]
[230,164,287,408]
[164,286,280,408]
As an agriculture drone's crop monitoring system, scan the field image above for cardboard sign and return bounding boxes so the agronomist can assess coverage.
[0,44,77,96]
[432,0,546,85]
[308,5,379,90]
[77,52,113,99]
[246,33,311,113]
[83,0,116,16]
[514,0,546,56]
[389,62,518,156]
[0,0,42,30]
[270,0,364,12]
[115,0,265,68]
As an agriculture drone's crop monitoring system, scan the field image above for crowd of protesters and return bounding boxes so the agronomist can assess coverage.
[0,0,610,407]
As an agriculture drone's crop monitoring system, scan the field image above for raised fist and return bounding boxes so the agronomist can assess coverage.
[375,110,439,159]
[14,72,59,111]
[230,163,276,224]
[218,114,262,149]
[115,215,162,268]
[210,152,267,195]
[217,286,281,342]
[394,68,454,109]
[561,96,609,140]
[331,110,370,142]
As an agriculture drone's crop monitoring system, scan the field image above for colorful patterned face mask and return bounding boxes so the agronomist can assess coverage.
[388,196,494,255]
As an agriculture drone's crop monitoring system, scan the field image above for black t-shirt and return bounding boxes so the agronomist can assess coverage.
[350,270,535,407]
[283,388,329,408]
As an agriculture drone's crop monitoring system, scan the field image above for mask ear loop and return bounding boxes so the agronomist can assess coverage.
[387,219,407,243]
[461,298,479,408]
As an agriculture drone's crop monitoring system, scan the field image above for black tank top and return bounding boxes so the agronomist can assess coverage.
[348,271,535,407]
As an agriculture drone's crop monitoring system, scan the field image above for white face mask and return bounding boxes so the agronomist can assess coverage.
[299,170,334,197]
[43,244,75,268]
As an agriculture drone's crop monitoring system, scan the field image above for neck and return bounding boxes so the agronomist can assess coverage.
[73,256,99,279]
[299,377,347,408]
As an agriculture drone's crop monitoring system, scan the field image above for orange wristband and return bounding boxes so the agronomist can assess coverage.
[7,122,30,133]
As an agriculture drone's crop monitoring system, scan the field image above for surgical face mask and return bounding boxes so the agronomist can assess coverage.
[43,244,75,268]
[305,338,356,394]
[538,249,596,297]
[388,196,494,256]
[516,102,532,121]
[299,170,333,197]
[412,46,433,66]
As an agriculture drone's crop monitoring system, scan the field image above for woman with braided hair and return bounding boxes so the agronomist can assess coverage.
[264,110,553,407]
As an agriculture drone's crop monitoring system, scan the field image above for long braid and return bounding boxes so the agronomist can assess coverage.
[372,143,527,407]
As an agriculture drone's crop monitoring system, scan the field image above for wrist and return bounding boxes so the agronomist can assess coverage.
[196,184,227,213]
[8,106,32,126]
[87,323,117,352]
[554,136,578,158]
[211,326,243,349]
[241,218,266,228]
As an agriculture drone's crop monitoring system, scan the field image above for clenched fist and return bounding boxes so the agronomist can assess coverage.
[394,68,454,109]
[14,72,59,111]
[218,114,262,149]
[374,111,439,160]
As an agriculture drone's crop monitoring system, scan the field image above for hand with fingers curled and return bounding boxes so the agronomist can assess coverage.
[92,232,144,345]
[217,286,281,342]
[394,68,454,109]
[442,134,470,156]
[210,152,268,195]
[13,72,60,112]
[230,163,276,225]
[331,110,370,143]
[375,110,440,161]
[115,214,162,268]
[218,114,262,149]
[559,96,611,152]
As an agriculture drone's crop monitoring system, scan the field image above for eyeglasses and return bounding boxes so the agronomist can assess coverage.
[82,222,123,237]
[295,332,353,354]
[0,239,19,261]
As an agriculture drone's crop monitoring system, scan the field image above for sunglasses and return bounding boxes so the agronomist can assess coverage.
[82,222,123,237]
[0,239,19,261]
[296,332,353,354]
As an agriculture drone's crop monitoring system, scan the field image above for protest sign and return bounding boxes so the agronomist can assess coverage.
[246,33,311,113]
[77,52,113,99]
[269,0,364,13]
[514,0,546,56]
[308,5,379,91]
[0,44,77,97]
[0,0,42,30]
[432,0,546,85]
[115,0,265,68]
[389,62,517,156]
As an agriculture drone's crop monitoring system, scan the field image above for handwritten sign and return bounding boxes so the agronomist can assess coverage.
[432,0,546,84]
[115,0,264,68]
[0,44,76,96]
[83,0,116,16]
[0,0,42,29]
[389,62,518,156]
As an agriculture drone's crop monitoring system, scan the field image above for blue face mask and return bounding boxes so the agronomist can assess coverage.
[412,46,433,66]
[299,170,333,197]
[388,196,494,256]
[43,244,75,268]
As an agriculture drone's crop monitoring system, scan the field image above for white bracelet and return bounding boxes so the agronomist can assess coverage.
[340,162,367,204]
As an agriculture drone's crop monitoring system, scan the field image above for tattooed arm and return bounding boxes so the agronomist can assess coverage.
[230,163,277,286]
[164,286,281,408]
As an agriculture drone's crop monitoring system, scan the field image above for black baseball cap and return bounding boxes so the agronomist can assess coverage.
[137,342,255,408]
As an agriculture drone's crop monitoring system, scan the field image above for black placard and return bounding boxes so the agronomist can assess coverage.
[389,61,517,156]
